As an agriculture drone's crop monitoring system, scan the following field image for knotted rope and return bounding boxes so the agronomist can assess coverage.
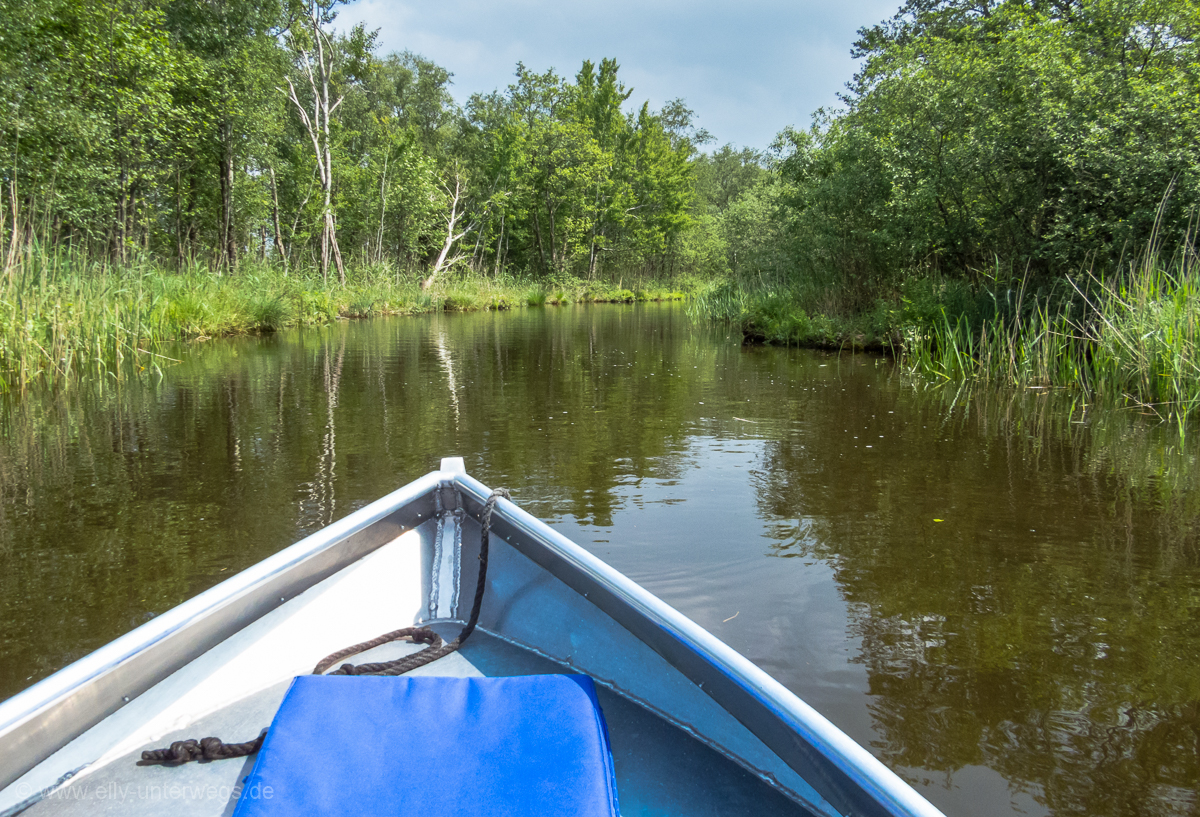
[139,488,510,766]
[138,732,267,765]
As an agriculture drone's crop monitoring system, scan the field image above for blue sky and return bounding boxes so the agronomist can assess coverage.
[336,0,901,151]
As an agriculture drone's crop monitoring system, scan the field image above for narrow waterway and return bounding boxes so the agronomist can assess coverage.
[2,303,1198,817]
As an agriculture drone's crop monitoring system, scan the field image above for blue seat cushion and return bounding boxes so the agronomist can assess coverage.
[231,674,619,817]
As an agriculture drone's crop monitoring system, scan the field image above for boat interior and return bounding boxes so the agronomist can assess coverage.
[2,465,836,816]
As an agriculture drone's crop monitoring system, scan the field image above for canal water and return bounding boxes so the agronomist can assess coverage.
[1,303,1198,817]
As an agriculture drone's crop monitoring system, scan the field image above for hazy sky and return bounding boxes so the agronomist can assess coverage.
[336,0,901,151]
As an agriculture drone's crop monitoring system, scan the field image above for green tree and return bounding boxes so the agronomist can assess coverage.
[781,0,1200,288]
[571,59,633,277]
[692,145,768,214]
[0,0,196,262]
[623,103,694,274]
[162,0,289,269]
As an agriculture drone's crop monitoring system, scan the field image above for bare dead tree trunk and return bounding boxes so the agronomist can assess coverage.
[469,205,488,268]
[283,1,346,284]
[218,156,231,270]
[375,151,388,265]
[421,172,470,290]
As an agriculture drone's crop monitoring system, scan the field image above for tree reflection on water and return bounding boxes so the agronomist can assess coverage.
[754,384,1200,816]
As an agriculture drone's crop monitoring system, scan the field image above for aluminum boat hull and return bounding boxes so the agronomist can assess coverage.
[0,459,945,817]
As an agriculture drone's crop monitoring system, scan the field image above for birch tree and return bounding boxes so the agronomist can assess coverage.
[282,0,367,284]
[421,167,470,290]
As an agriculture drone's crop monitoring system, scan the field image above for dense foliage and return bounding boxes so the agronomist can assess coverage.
[0,0,703,283]
[9,0,1192,290]
[779,0,1200,292]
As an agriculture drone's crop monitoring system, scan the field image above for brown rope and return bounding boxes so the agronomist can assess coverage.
[138,732,267,766]
[138,487,511,766]
[311,626,442,675]
[316,486,508,676]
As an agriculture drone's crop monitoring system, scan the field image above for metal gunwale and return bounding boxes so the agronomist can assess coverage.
[0,470,443,791]
[0,461,945,817]
[450,470,944,817]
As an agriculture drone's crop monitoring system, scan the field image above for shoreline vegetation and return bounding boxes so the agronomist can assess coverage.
[694,232,1200,432]
[0,251,688,391]
[2,0,1198,429]
[683,0,1200,432]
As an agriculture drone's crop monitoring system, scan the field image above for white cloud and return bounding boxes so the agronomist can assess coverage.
[336,0,899,149]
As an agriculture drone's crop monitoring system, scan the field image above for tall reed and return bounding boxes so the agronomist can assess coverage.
[904,239,1200,431]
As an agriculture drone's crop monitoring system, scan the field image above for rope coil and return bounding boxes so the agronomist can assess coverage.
[139,487,510,766]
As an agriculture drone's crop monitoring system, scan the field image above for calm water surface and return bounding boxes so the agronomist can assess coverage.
[2,304,1199,817]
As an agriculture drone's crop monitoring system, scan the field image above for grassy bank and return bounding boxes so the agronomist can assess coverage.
[0,253,688,392]
[693,242,1200,430]
[689,273,894,352]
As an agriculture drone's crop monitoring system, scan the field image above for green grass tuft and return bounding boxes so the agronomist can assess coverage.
[246,293,292,331]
